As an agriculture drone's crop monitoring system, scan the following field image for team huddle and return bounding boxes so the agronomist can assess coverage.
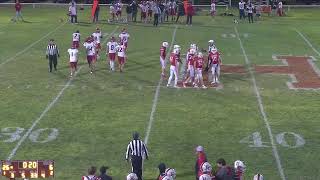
[67,28,130,77]
[160,40,221,88]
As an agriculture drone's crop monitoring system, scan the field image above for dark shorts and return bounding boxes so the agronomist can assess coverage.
[70,61,77,68]
[109,53,116,61]
[118,56,125,65]
[87,55,95,64]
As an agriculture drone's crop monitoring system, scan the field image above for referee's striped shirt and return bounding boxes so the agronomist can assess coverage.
[46,44,59,56]
[126,139,149,159]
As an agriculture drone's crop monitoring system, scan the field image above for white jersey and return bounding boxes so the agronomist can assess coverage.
[278,1,283,8]
[81,175,98,180]
[199,174,212,180]
[92,32,102,44]
[211,3,215,11]
[110,6,115,13]
[239,2,245,10]
[72,33,80,42]
[140,4,148,12]
[68,48,78,62]
[83,42,96,56]
[119,32,130,43]
[117,45,126,57]
[107,41,118,53]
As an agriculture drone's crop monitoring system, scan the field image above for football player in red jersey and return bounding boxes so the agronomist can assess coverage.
[183,48,196,87]
[160,41,169,77]
[167,46,180,88]
[194,52,206,89]
[106,36,118,71]
[209,48,221,84]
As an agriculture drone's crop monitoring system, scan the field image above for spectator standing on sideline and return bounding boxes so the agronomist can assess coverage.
[215,158,235,180]
[13,0,24,22]
[132,1,138,22]
[186,1,194,26]
[159,2,165,23]
[247,2,254,23]
[195,146,207,180]
[238,0,245,20]
[69,2,77,24]
[175,1,185,23]
[153,3,161,26]
[46,39,60,72]
[126,3,133,23]
[125,132,149,180]
[277,0,283,16]
[93,4,100,23]
[98,166,112,180]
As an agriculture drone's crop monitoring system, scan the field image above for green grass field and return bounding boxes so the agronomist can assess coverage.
[0,4,320,180]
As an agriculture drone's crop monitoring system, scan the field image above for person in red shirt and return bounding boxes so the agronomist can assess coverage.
[13,0,24,22]
[186,1,194,26]
[167,47,180,88]
[195,146,208,180]
[194,52,206,89]
[209,49,221,84]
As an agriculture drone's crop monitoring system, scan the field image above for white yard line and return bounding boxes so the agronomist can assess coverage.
[6,27,119,160]
[234,26,287,180]
[0,22,67,67]
[144,25,178,145]
[294,28,320,57]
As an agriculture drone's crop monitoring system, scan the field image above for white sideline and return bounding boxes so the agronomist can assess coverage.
[6,27,119,160]
[144,25,178,145]
[294,28,320,57]
[234,27,287,180]
[0,21,67,67]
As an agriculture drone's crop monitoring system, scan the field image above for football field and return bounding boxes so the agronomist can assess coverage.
[0,5,320,180]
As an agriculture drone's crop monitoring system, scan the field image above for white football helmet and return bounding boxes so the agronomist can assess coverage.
[126,173,138,180]
[162,41,169,48]
[198,52,203,58]
[234,160,246,172]
[190,43,197,49]
[199,174,212,180]
[165,168,176,179]
[253,174,263,180]
[208,40,214,44]
[201,162,212,173]
[189,48,196,55]
[173,48,180,54]
[162,176,174,180]
[173,45,181,50]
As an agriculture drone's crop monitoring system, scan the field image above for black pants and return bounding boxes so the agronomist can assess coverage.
[71,15,77,23]
[186,15,192,25]
[48,55,58,72]
[154,14,159,26]
[131,155,143,180]
[239,9,245,19]
[132,12,137,22]
[248,13,253,23]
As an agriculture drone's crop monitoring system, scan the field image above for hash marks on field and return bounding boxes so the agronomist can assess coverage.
[221,33,249,38]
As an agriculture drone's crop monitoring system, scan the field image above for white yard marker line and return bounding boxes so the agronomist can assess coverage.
[6,27,119,161]
[294,28,320,57]
[234,27,287,180]
[144,25,178,145]
[0,22,67,67]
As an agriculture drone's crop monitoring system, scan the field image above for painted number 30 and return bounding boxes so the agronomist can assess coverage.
[0,127,59,143]
[240,131,305,148]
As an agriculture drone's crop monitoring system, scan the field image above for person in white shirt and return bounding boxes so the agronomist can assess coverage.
[68,2,77,23]
[72,30,80,49]
[92,27,102,59]
[238,0,245,20]
[210,1,216,17]
[67,45,79,77]
[247,2,254,23]
[83,37,96,74]
[277,1,283,16]
[106,36,118,71]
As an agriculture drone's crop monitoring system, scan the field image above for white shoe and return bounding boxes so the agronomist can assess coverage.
[194,84,199,88]
[167,84,170,87]
[202,85,207,89]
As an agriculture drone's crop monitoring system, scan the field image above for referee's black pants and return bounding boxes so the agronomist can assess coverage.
[48,55,58,72]
[153,14,159,26]
[131,155,143,180]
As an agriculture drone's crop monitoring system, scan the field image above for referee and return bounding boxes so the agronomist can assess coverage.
[46,39,59,72]
[125,132,149,180]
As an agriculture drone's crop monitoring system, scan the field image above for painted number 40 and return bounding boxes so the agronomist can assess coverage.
[240,131,305,148]
[0,127,59,143]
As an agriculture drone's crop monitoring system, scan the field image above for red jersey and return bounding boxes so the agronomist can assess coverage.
[195,57,204,69]
[15,3,21,11]
[209,51,220,64]
[160,46,166,59]
[187,54,195,66]
[170,53,178,66]
[158,173,166,180]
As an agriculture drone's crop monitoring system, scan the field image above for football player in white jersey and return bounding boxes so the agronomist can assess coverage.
[81,166,99,180]
[234,160,246,180]
[92,27,103,59]
[67,45,79,77]
[165,168,176,179]
[160,41,169,77]
[127,173,138,180]
[119,28,130,48]
[253,174,263,180]
[199,162,213,180]
[83,37,96,74]
[117,43,126,72]
[106,36,118,71]
[72,30,81,49]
